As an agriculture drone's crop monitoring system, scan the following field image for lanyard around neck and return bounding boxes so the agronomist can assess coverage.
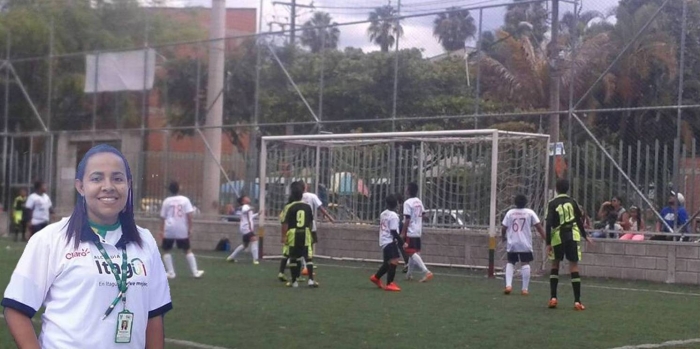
[94,240,129,319]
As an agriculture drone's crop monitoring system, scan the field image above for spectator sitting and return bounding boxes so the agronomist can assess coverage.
[603,211,623,238]
[653,195,689,242]
[620,205,645,241]
[598,196,631,231]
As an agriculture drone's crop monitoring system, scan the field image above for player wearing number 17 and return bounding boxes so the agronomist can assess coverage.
[501,194,546,296]
[546,179,591,311]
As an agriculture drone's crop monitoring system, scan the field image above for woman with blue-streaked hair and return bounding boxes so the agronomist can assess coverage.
[2,144,172,349]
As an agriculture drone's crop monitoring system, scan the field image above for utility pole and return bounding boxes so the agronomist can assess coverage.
[290,0,296,44]
[548,0,561,185]
[202,0,226,215]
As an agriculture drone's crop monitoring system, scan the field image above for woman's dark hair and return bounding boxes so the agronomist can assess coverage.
[606,211,618,230]
[64,144,141,249]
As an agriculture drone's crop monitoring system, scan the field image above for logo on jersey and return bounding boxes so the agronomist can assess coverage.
[65,248,91,260]
[94,258,148,278]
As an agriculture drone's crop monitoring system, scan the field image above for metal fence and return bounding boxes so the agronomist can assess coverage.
[1,0,699,233]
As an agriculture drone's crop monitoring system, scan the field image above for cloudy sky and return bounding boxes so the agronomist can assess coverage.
[168,0,621,57]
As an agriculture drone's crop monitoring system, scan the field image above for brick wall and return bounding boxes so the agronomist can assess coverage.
[132,217,700,286]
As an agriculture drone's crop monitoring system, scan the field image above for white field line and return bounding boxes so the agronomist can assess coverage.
[197,254,700,297]
[609,338,700,349]
[0,314,231,349]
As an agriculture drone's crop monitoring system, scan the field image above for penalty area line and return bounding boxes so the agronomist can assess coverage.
[609,338,700,349]
[0,314,231,349]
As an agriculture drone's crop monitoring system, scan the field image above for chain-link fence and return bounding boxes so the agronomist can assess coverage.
[1,0,698,236]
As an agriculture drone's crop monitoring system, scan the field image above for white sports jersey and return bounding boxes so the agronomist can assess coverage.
[379,209,400,248]
[502,208,541,253]
[239,204,256,234]
[25,192,52,225]
[160,195,195,239]
[403,197,424,237]
[2,218,172,349]
[302,192,323,232]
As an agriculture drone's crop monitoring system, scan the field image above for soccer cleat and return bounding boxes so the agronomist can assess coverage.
[308,279,319,288]
[253,260,260,265]
[405,273,413,281]
[574,302,586,311]
[385,282,401,292]
[402,265,409,273]
[166,272,176,279]
[302,268,309,276]
[504,286,512,295]
[521,290,529,296]
[370,275,385,289]
[278,273,288,282]
[286,281,299,288]
[193,270,204,278]
[548,298,558,309]
[419,272,434,283]
[225,256,236,263]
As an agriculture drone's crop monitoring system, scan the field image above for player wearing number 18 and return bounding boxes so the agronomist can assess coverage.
[160,181,204,279]
[546,179,591,311]
[501,194,546,296]
[281,181,317,288]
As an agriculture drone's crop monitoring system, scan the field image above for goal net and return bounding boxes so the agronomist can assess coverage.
[258,130,549,273]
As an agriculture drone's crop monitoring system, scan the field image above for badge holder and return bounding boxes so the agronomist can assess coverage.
[115,298,133,344]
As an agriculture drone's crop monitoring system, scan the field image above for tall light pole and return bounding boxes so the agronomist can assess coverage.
[202,0,226,215]
[548,0,561,186]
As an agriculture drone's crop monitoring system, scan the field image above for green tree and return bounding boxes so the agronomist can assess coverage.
[367,5,403,52]
[503,0,549,44]
[300,12,340,53]
[433,7,476,52]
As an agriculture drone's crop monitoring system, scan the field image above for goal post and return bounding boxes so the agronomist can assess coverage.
[258,130,550,275]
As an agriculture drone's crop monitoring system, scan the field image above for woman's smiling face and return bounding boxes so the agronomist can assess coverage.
[75,152,129,225]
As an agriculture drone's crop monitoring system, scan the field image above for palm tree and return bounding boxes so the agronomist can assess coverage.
[367,5,403,52]
[433,7,476,52]
[300,12,340,53]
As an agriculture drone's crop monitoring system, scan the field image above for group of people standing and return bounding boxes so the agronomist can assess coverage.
[10,181,53,242]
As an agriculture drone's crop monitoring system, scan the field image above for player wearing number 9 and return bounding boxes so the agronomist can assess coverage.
[545,179,591,311]
[281,181,317,288]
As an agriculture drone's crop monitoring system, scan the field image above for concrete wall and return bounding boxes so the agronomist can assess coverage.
[130,218,700,286]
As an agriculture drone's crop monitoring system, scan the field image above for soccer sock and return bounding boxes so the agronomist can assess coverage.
[279,258,288,273]
[250,241,259,261]
[387,263,397,284]
[571,272,581,303]
[186,253,199,274]
[229,244,245,260]
[375,262,389,279]
[550,268,559,299]
[306,260,314,280]
[411,253,429,273]
[290,258,300,282]
[521,265,531,291]
[407,257,415,275]
[505,263,514,288]
[163,253,175,274]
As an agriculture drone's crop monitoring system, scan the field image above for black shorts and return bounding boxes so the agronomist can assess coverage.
[382,242,400,262]
[311,231,319,244]
[162,238,191,251]
[405,237,421,254]
[242,232,256,247]
[30,222,48,236]
[507,252,534,264]
[552,240,580,262]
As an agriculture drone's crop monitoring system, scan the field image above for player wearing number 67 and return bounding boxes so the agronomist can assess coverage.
[160,181,204,279]
[500,194,546,296]
[545,179,591,311]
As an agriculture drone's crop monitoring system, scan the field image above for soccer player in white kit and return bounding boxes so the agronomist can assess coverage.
[300,181,335,275]
[160,181,204,278]
[501,194,546,295]
[401,182,433,282]
[370,194,405,292]
[227,195,260,264]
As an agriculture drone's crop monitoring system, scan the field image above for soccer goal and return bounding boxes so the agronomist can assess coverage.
[258,130,550,273]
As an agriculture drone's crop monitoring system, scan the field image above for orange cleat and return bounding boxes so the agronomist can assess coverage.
[302,268,309,276]
[521,290,529,296]
[370,275,384,289]
[419,272,434,283]
[548,298,558,309]
[574,302,586,311]
[504,286,512,295]
[385,282,401,292]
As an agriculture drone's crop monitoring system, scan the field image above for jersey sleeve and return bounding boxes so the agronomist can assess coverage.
[24,194,35,210]
[144,233,173,318]
[312,194,323,208]
[159,200,168,219]
[1,233,58,318]
[403,201,411,219]
[501,210,511,227]
[183,199,195,214]
[388,213,399,231]
[530,210,541,225]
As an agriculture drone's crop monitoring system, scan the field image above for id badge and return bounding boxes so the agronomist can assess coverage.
[115,310,134,343]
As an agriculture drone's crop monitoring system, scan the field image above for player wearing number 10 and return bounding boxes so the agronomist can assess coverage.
[501,194,546,296]
[160,181,204,279]
[546,179,591,311]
